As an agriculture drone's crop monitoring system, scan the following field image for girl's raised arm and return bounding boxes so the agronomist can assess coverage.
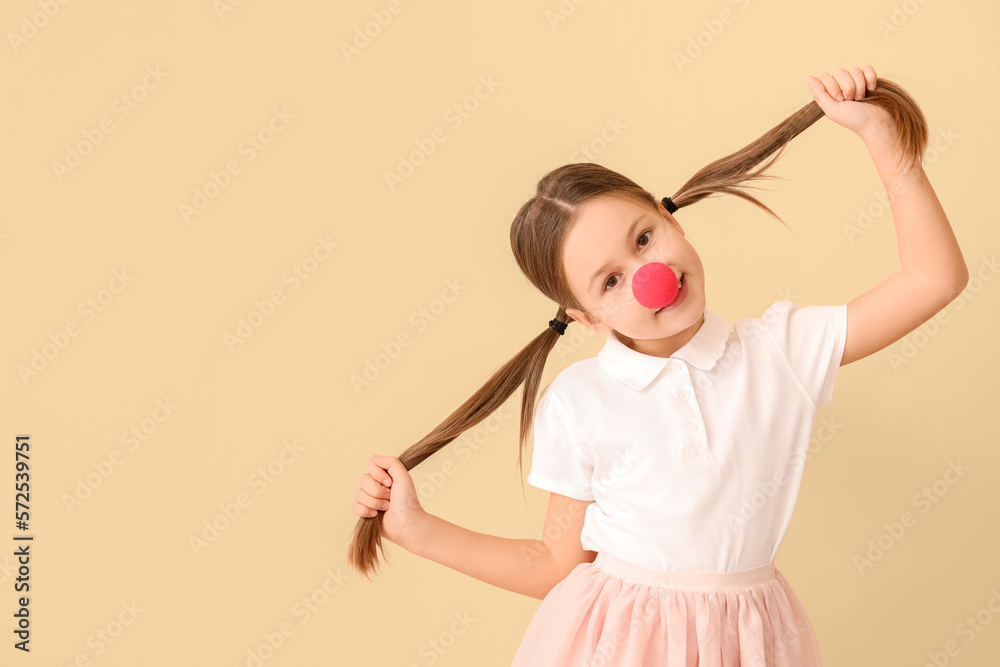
[805,67,969,367]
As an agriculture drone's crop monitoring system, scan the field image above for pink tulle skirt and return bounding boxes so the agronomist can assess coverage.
[511,551,823,666]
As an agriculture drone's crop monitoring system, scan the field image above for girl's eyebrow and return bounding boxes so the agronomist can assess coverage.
[588,213,646,292]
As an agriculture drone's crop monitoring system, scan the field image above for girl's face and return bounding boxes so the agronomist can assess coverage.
[562,193,707,355]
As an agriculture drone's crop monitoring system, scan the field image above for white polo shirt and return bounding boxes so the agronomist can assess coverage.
[526,300,848,573]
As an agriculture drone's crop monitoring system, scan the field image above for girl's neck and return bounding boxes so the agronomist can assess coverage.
[614,311,707,359]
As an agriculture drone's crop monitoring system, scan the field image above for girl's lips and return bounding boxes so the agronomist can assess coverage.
[655,274,687,313]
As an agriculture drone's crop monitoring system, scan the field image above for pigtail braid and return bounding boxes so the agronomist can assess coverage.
[346,306,569,579]
[667,77,928,226]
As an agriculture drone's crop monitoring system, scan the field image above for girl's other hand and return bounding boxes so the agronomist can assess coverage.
[805,65,893,141]
[352,454,426,549]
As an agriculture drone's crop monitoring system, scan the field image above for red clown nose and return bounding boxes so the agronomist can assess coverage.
[632,262,679,309]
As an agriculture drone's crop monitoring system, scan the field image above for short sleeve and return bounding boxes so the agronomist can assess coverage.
[525,384,595,501]
[762,300,848,409]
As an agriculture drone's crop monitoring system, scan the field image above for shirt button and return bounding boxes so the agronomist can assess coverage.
[688,420,700,431]
[679,389,691,401]
[670,362,682,373]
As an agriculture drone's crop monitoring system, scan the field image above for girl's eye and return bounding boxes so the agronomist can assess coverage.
[602,231,652,291]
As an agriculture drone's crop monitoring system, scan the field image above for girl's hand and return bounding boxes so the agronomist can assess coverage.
[805,65,894,141]
[352,454,426,549]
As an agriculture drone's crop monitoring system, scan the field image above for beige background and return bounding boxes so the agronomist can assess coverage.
[3,0,999,665]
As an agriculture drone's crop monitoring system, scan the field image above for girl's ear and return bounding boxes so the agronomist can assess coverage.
[659,203,690,241]
[565,307,614,334]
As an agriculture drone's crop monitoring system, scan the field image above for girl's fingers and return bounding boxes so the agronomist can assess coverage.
[831,67,857,101]
[815,71,842,102]
[365,456,393,486]
[357,472,390,500]
[806,75,837,114]
[351,501,379,518]
[861,64,878,92]
[370,454,409,486]
[810,66,876,103]
[844,66,868,100]
[354,486,390,512]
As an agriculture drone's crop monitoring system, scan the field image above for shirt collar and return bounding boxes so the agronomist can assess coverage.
[597,309,731,391]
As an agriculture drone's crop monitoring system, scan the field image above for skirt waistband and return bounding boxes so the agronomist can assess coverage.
[591,551,777,592]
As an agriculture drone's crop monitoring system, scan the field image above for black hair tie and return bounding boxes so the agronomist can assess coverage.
[662,196,678,214]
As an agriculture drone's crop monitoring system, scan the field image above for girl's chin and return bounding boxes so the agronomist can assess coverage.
[621,297,704,338]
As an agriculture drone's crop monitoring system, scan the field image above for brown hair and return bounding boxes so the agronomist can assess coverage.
[347,77,927,578]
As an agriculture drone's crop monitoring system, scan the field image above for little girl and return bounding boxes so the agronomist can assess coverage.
[348,65,968,665]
